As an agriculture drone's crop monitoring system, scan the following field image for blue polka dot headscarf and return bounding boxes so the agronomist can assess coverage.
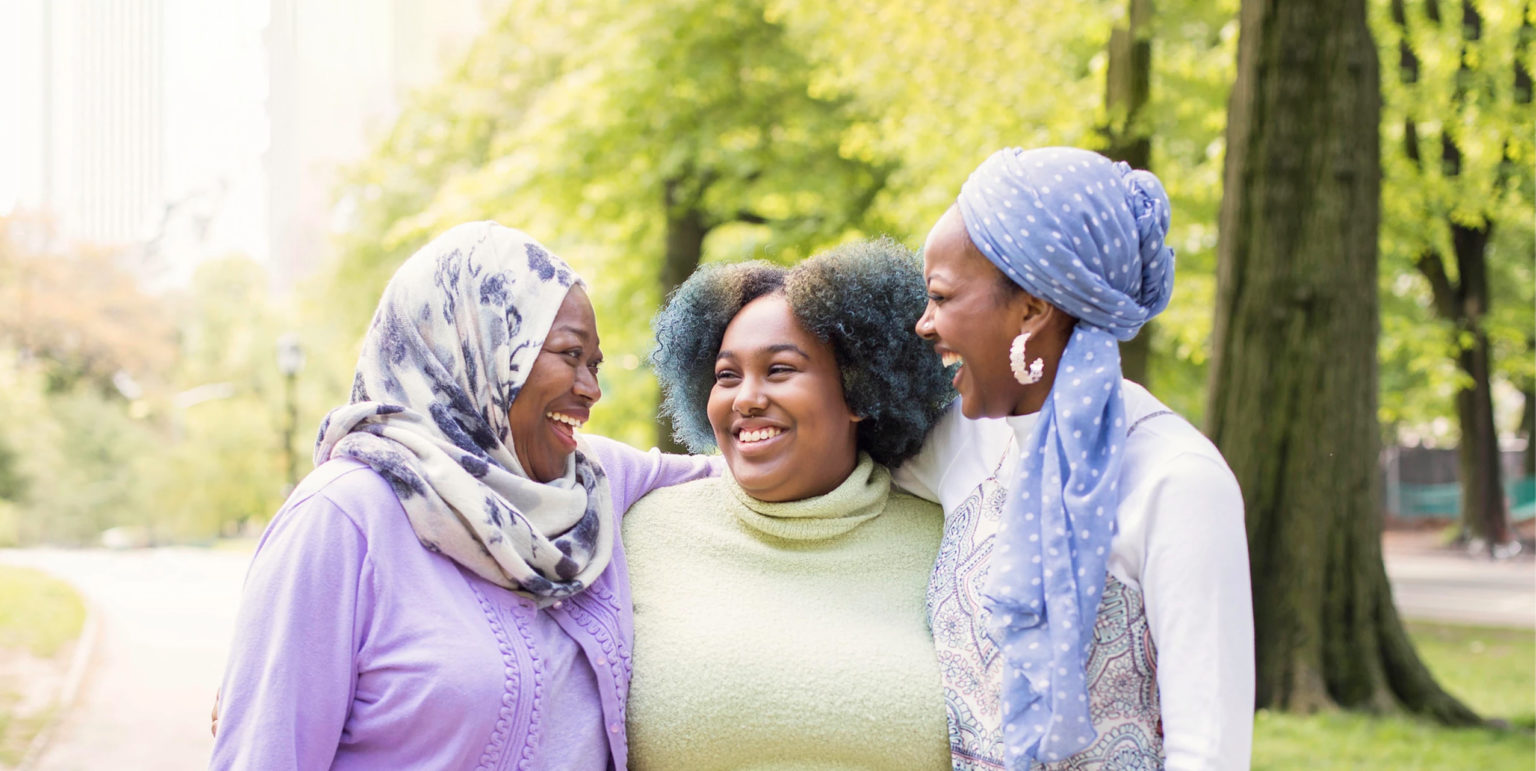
[957,147,1174,767]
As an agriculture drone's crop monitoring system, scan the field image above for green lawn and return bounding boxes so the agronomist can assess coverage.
[0,565,86,764]
[0,565,85,658]
[1253,622,1536,770]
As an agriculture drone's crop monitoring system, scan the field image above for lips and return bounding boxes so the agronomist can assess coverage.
[544,409,587,448]
[730,420,789,455]
[738,427,784,443]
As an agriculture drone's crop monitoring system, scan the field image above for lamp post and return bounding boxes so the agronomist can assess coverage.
[276,334,305,492]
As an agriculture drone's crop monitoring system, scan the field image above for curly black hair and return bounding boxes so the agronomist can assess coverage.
[650,238,955,467]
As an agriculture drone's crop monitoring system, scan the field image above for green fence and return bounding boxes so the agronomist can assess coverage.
[1395,476,1536,521]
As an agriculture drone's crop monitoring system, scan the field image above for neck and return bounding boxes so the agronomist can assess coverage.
[1007,367,1059,417]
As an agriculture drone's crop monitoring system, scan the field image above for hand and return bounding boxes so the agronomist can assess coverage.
[210,687,221,737]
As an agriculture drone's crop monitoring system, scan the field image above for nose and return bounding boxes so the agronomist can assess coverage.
[574,364,602,405]
[732,375,768,416]
[915,303,937,341]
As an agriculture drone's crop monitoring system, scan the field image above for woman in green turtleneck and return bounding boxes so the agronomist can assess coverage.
[622,240,956,770]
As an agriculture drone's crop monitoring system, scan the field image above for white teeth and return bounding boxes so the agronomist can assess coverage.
[737,427,784,443]
[545,412,585,428]
[941,352,964,368]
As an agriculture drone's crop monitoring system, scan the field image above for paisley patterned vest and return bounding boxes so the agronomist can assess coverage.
[927,448,1164,771]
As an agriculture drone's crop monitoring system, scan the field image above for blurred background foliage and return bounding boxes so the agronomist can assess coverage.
[0,0,1528,544]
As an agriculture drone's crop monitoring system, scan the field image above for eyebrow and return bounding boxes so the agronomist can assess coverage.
[550,324,595,343]
[716,343,812,362]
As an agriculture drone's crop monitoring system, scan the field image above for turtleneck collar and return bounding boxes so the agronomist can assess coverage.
[1005,411,1040,451]
[725,453,890,540]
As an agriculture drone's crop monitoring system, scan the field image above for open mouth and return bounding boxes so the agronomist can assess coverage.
[731,425,788,456]
[545,411,586,446]
[940,350,964,388]
[736,427,785,444]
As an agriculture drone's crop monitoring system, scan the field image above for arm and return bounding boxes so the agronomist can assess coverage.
[1139,453,1255,771]
[210,489,373,770]
[581,433,721,515]
[890,398,964,502]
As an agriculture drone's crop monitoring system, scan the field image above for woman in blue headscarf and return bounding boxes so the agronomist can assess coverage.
[895,147,1254,770]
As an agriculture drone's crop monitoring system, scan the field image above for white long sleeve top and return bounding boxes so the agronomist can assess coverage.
[894,380,1255,770]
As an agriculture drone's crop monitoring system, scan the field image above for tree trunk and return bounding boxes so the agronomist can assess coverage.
[657,179,710,453]
[1104,0,1155,386]
[1446,223,1512,550]
[1521,379,1535,478]
[1207,0,1478,724]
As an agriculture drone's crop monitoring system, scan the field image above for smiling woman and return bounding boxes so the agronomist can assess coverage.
[706,293,860,502]
[210,222,713,771]
[623,239,956,770]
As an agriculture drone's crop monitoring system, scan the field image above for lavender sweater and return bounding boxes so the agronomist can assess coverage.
[209,435,715,771]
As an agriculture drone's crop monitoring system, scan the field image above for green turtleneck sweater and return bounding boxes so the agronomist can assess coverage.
[623,454,951,771]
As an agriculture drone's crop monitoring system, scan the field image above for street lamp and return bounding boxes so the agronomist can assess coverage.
[276,334,305,492]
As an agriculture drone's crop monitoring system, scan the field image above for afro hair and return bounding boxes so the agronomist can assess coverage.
[650,238,954,468]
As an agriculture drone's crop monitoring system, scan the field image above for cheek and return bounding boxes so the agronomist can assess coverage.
[804,380,856,434]
[705,387,732,438]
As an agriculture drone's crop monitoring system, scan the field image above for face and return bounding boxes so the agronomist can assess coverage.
[507,285,603,483]
[916,207,1037,419]
[708,294,861,503]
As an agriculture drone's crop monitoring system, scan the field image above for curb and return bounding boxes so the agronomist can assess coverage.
[18,598,100,770]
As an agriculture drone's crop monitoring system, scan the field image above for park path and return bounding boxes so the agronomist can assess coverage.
[0,537,1528,769]
[1382,532,1536,629]
[0,547,249,771]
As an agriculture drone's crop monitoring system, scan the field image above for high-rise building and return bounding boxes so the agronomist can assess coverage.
[3,0,166,247]
[264,0,496,288]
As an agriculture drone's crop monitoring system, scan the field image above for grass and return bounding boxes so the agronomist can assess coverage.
[1253,622,1536,770]
[0,565,85,658]
[0,565,85,765]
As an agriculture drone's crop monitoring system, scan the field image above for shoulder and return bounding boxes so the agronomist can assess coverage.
[267,459,410,548]
[626,476,724,517]
[885,487,945,520]
[1121,381,1234,481]
[880,487,947,536]
[1117,381,1243,521]
[892,397,1011,500]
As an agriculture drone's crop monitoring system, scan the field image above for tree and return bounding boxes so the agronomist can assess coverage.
[329,0,889,450]
[1378,0,1535,552]
[1103,0,1156,385]
[1207,0,1478,723]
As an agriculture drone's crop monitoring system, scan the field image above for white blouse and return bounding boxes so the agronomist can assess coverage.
[894,380,1254,771]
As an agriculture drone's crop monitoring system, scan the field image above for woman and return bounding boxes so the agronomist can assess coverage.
[622,240,956,769]
[896,148,1254,769]
[210,222,713,770]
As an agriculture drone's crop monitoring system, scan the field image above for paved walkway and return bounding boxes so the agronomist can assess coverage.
[1382,532,1536,629]
[0,548,249,771]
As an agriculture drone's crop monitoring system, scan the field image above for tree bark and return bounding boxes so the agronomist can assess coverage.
[1445,223,1512,550]
[657,178,711,453]
[1521,379,1535,478]
[1207,0,1478,724]
[1392,0,1513,552]
[1104,0,1155,386]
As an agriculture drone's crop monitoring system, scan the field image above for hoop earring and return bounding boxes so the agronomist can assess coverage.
[1010,332,1045,385]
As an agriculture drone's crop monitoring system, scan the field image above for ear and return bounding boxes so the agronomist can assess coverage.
[1010,290,1055,334]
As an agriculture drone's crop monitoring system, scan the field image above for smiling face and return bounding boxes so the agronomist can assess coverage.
[707,293,861,502]
[917,206,1059,419]
[507,285,603,483]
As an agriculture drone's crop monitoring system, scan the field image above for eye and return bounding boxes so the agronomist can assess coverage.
[714,368,740,384]
[926,292,946,304]
[588,359,603,374]
[767,364,797,377]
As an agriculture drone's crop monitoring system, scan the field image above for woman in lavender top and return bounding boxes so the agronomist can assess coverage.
[210,222,711,770]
